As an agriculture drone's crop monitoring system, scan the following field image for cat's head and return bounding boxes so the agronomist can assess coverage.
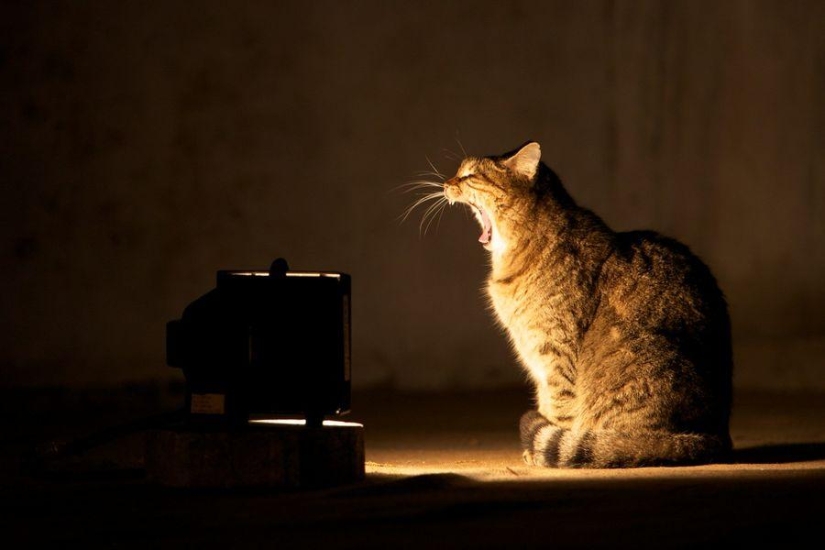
[443,141,543,254]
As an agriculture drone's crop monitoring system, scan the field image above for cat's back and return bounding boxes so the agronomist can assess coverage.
[601,230,728,332]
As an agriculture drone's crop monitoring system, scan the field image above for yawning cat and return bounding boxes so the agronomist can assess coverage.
[439,141,733,467]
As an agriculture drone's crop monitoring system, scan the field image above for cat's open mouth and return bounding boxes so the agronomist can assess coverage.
[472,204,493,246]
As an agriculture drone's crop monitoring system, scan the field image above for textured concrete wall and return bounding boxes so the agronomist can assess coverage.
[2,1,824,389]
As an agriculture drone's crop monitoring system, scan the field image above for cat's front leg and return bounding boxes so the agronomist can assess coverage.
[534,382,575,432]
[531,358,576,427]
[536,386,556,422]
[520,410,552,465]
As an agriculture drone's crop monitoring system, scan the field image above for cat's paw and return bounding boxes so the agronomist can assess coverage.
[522,449,536,466]
[520,410,550,450]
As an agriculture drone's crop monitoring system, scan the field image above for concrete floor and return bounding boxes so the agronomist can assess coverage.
[356,389,825,478]
[2,386,824,547]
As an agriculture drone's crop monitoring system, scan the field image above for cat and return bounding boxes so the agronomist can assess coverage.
[436,141,733,468]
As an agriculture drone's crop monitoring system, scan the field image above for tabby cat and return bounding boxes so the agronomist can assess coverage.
[439,141,732,468]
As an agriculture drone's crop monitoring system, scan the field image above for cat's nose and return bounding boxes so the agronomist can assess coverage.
[443,177,461,202]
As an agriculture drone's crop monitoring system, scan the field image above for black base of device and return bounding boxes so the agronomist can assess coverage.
[145,421,365,489]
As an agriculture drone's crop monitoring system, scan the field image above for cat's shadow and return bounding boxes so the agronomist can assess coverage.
[729,442,825,464]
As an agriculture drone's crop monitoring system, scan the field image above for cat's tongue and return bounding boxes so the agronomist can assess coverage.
[478,209,492,244]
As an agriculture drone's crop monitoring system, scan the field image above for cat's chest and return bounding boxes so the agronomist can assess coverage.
[487,283,526,328]
[487,278,574,352]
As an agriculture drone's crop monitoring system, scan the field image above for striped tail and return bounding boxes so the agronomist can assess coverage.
[520,410,731,468]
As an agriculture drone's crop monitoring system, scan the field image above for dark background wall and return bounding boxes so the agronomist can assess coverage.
[2,0,823,390]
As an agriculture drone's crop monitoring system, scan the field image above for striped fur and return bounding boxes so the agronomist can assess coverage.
[443,142,733,468]
[519,411,730,468]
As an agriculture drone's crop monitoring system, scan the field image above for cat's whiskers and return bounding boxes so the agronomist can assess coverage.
[442,147,468,162]
[399,186,445,225]
[415,171,446,181]
[397,155,453,235]
[419,196,449,235]
[434,196,450,231]
[395,180,445,193]
[420,195,449,235]
[425,156,446,181]
[454,135,468,158]
[398,188,450,235]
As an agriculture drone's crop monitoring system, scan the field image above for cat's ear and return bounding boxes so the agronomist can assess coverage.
[502,141,541,180]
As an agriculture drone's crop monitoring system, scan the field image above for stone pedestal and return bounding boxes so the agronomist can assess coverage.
[145,421,364,489]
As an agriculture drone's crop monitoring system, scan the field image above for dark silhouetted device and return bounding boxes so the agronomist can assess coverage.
[166,258,351,427]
